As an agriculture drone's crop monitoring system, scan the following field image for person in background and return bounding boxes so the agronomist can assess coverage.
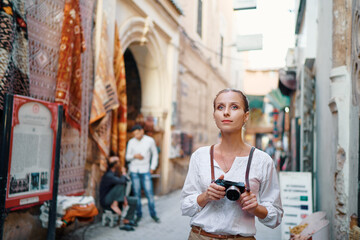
[181,88,283,239]
[265,139,276,160]
[99,156,138,231]
[274,141,283,172]
[126,124,160,223]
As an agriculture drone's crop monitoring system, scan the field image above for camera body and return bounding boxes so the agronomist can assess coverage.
[214,179,245,201]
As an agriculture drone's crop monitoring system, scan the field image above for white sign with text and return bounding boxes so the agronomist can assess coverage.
[279,171,313,240]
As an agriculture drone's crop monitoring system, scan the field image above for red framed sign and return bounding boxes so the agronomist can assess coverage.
[4,95,62,209]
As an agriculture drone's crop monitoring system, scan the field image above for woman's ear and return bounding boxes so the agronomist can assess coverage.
[244,111,249,124]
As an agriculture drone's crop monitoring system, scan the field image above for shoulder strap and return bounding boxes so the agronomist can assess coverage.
[210,145,256,189]
[245,147,256,192]
[210,145,215,182]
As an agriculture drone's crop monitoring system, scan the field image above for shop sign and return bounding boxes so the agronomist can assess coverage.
[236,34,263,51]
[279,171,313,240]
[233,0,257,10]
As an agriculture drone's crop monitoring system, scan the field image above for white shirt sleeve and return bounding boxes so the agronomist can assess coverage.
[125,139,135,162]
[150,138,159,171]
[181,151,203,217]
[258,159,283,228]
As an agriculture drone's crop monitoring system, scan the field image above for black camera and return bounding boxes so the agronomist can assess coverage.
[214,179,245,201]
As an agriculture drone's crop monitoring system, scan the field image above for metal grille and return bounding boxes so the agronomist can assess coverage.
[297,66,315,172]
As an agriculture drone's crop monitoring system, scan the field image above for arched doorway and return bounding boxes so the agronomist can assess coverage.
[123,46,162,195]
[124,49,141,130]
[119,16,173,194]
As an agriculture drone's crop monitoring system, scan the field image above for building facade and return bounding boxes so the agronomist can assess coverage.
[162,0,237,192]
[175,0,234,148]
[292,0,359,238]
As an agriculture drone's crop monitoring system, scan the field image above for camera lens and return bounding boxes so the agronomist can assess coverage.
[226,186,240,201]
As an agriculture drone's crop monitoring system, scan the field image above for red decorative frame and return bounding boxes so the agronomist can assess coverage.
[5,95,60,209]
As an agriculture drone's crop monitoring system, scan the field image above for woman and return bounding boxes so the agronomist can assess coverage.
[181,88,283,239]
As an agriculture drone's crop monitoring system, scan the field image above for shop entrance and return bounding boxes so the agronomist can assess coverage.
[124,48,141,131]
[123,46,162,195]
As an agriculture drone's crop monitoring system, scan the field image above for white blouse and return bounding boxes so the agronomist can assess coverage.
[181,146,283,237]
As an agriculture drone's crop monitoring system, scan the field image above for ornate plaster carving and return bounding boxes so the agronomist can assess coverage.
[334,146,348,239]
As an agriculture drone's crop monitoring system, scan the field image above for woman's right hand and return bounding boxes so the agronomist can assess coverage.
[205,175,226,201]
[197,175,226,207]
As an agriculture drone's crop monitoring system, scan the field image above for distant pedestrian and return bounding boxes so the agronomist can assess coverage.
[265,140,276,159]
[181,88,283,239]
[274,141,285,171]
[99,156,138,231]
[126,124,160,224]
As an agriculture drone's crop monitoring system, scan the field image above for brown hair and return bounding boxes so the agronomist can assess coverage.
[213,88,249,112]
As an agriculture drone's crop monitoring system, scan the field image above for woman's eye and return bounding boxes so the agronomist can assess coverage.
[217,105,224,110]
[231,105,239,110]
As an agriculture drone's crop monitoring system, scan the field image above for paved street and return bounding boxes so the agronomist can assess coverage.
[61,190,281,240]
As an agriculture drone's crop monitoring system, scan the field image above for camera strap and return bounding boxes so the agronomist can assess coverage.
[210,145,256,192]
[245,147,256,192]
[210,145,215,182]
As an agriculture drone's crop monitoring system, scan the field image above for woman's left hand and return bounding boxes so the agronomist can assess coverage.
[238,190,258,215]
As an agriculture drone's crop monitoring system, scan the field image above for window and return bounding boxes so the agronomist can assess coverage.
[197,0,202,37]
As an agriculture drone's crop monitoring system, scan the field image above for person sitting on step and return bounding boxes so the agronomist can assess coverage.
[99,155,138,231]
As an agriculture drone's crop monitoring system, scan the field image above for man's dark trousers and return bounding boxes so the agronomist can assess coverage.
[103,184,137,221]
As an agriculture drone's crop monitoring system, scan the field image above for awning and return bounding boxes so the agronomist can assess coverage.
[279,69,296,96]
[247,95,264,110]
[266,88,290,110]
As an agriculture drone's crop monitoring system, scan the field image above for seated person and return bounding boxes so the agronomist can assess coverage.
[99,156,137,231]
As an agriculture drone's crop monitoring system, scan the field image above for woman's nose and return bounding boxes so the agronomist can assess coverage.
[223,107,230,116]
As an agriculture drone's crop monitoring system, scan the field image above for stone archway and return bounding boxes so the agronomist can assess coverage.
[119,17,166,119]
[117,16,171,194]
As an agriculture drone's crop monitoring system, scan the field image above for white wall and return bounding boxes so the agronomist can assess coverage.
[314,1,335,238]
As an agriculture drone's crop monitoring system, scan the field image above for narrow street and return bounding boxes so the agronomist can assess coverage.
[61,190,281,240]
[0,0,358,239]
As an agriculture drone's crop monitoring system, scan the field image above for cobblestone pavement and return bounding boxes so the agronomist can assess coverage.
[60,190,281,240]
